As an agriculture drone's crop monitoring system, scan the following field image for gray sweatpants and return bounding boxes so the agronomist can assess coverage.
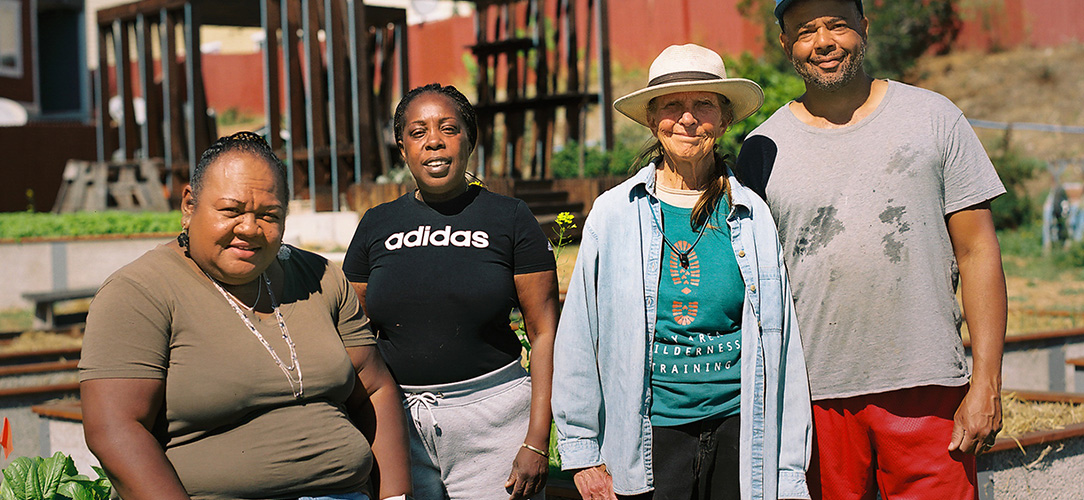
[401,359,544,500]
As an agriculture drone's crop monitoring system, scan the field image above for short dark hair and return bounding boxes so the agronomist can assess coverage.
[191,131,288,204]
[393,83,478,152]
[776,0,864,32]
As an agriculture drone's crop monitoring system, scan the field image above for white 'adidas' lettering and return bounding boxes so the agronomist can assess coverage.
[385,225,490,250]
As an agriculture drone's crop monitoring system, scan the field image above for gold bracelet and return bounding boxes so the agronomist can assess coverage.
[521,442,549,458]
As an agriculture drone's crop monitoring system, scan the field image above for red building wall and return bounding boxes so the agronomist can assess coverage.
[101,0,1084,119]
[607,0,764,67]
[954,0,1084,50]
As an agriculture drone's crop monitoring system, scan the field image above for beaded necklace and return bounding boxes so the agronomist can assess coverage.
[205,271,304,398]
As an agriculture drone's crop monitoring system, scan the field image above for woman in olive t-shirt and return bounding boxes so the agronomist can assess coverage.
[79,132,412,500]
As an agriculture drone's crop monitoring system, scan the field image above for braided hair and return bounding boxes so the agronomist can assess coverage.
[393,83,478,152]
[191,131,288,204]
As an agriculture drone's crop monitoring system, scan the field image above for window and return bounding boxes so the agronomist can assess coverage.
[0,0,22,78]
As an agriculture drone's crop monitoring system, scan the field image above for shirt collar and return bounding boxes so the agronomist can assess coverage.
[626,159,755,215]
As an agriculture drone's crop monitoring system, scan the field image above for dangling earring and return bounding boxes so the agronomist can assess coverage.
[177,228,191,257]
[277,244,292,261]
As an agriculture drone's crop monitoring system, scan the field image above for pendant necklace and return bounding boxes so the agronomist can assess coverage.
[650,204,709,269]
[205,271,304,398]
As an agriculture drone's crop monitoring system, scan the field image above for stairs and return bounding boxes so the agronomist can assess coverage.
[513,180,584,243]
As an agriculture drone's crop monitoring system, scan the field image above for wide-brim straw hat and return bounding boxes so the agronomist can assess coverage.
[614,44,764,128]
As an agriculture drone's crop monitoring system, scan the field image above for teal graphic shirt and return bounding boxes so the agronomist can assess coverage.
[650,200,744,426]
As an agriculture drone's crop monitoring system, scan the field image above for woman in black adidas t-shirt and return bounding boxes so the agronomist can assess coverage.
[343,84,559,500]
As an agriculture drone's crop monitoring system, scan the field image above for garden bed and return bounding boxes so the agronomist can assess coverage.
[979,391,1084,499]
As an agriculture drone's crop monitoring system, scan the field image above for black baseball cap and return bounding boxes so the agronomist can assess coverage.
[775,0,864,28]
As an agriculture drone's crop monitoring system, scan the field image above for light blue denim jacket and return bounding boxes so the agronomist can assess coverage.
[551,164,811,499]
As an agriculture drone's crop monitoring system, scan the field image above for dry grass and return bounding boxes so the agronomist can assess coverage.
[911,44,1084,163]
[1001,393,1084,438]
[555,244,579,296]
[0,308,32,332]
[961,271,1084,341]
[0,330,83,353]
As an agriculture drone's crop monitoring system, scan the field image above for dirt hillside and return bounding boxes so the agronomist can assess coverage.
[909,44,1084,164]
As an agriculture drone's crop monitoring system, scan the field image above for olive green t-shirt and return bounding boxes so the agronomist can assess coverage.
[79,245,375,499]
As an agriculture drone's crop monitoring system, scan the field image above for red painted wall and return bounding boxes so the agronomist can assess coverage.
[100,0,1084,118]
[607,0,764,67]
[954,0,1084,50]
[200,53,267,115]
[403,0,766,92]
[407,14,477,89]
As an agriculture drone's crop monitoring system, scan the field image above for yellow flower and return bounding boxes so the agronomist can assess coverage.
[555,211,576,229]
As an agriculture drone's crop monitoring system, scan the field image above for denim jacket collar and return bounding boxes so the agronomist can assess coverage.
[625,159,756,219]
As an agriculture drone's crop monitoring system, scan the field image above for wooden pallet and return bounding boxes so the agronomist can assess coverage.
[52,159,170,213]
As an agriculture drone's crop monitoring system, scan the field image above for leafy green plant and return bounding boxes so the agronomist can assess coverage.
[865,0,960,80]
[550,141,638,179]
[986,137,1042,230]
[998,222,1084,281]
[718,53,806,159]
[0,452,111,500]
[0,211,181,241]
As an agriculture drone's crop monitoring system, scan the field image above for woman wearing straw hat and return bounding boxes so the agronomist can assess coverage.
[551,44,812,500]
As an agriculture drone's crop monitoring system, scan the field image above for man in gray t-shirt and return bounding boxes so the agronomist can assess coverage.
[736,0,1007,498]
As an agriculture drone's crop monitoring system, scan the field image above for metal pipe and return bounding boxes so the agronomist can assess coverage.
[184,3,197,180]
[347,0,362,185]
[113,20,127,158]
[280,0,295,198]
[136,13,150,159]
[302,0,317,207]
[160,8,173,190]
[325,0,339,211]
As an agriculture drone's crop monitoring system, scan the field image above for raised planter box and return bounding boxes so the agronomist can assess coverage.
[978,391,1084,499]
[0,383,81,471]
[30,401,98,477]
[0,234,171,311]
[27,391,1084,499]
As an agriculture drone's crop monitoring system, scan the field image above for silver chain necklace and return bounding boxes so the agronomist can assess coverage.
[204,271,304,398]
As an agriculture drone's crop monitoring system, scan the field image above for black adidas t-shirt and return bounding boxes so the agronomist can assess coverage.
[342,186,556,385]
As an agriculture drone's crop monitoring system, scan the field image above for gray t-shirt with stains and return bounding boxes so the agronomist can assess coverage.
[736,81,1005,400]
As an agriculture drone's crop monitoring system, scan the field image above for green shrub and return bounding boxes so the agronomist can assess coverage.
[988,144,1042,230]
[864,1,960,80]
[998,222,1084,280]
[550,141,638,179]
[1062,240,1084,269]
[0,211,181,241]
[719,53,806,159]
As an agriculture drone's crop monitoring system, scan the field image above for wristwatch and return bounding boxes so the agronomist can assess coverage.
[381,495,413,500]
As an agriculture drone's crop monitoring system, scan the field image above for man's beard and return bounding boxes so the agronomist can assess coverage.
[792,41,866,92]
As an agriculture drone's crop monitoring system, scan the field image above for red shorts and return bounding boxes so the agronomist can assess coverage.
[808,385,977,500]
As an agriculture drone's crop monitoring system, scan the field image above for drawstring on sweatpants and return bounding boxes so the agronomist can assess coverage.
[404,391,443,429]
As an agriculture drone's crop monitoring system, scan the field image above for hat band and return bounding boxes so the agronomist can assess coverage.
[648,71,723,87]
